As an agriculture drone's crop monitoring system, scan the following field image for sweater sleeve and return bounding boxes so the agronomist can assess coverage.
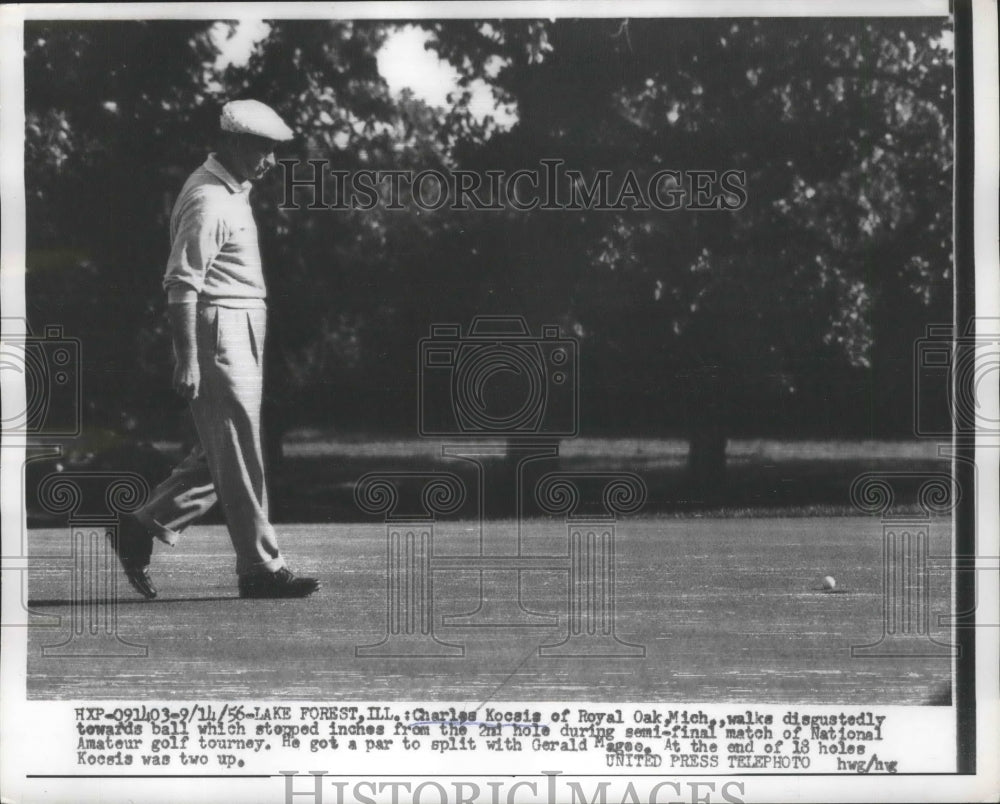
[163,189,229,295]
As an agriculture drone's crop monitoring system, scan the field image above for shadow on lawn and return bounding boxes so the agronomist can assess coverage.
[25,438,950,526]
[268,448,949,523]
[25,596,239,607]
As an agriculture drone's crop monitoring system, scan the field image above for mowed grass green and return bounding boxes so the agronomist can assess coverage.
[25,517,953,703]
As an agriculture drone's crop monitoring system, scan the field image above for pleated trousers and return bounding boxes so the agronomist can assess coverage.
[135,302,285,576]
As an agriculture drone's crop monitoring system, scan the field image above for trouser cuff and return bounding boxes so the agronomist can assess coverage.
[237,556,286,577]
[134,511,181,547]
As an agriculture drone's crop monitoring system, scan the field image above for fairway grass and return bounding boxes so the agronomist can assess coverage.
[26,517,953,704]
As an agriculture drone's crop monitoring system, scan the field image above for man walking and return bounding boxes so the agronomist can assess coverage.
[111,100,319,600]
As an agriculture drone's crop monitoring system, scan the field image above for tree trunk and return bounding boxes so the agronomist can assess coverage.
[686,425,728,496]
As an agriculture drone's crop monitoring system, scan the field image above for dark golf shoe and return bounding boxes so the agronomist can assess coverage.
[238,567,320,599]
[108,514,157,599]
[124,565,158,600]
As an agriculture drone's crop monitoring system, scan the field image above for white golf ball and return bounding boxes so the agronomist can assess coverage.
[822,575,837,591]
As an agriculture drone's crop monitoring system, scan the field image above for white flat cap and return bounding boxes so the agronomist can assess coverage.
[220,99,295,141]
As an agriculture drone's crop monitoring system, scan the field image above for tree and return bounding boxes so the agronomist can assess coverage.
[24,20,222,438]
[428,18,953,488]
[24,17,954,496]
[218,20,470,447]
[24,20,457,446]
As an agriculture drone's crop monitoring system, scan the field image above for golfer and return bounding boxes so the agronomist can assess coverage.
[111,100,319,600]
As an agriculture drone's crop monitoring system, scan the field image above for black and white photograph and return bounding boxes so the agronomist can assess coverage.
[1,2,997,803]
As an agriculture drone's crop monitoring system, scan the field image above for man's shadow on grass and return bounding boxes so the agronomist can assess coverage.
[26,596,240,607]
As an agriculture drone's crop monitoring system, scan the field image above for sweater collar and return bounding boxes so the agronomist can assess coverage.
[204,153,251,194]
